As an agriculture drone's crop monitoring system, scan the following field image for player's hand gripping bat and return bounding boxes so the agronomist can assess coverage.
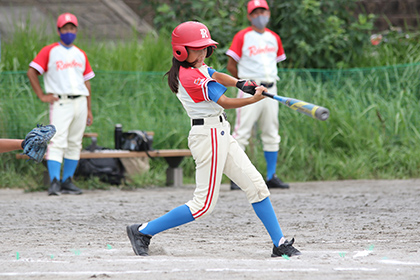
[236,80,330,121]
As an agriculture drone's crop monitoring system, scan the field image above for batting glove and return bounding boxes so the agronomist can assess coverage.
[236,79,258,95]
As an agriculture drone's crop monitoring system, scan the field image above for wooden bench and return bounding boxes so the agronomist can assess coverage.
[84,149,191,186]
[16,132,192,187]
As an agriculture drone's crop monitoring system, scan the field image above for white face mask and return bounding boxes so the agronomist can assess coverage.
[251,15,269,30]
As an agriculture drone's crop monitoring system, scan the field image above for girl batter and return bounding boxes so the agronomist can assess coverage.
[127,21,300,258]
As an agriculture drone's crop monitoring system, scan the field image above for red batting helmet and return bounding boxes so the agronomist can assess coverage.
[57,13,78,28]
[171,21,218,62]
[247,0,270,15]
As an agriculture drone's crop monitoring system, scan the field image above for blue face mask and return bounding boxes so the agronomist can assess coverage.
[60,32,76,45]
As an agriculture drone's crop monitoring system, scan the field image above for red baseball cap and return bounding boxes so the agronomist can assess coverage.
[247,0,270,15]
[57,13,78,28]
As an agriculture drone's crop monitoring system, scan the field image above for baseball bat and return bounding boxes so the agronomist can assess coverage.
[262,92,330,121]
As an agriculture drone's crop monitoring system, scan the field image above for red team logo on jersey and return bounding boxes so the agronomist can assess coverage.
[56,60,83,71]
[194,78,206,86]
[248,45,276,57]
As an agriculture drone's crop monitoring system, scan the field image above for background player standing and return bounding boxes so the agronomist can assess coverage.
[27,13,95,196]
[226,0,289,190]
[127,21,300,258]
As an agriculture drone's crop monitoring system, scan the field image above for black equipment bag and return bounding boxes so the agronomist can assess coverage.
[121,130,153,153]
[75,145,125,185]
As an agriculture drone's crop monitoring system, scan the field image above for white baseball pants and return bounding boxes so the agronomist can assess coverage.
[46,96,87,163]
[186,114,270,220]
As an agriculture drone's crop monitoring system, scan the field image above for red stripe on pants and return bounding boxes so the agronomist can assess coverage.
[193,128,218,219]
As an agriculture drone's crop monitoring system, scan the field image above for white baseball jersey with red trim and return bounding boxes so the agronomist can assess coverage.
[30,43,94,162]
[176,64,224,119]
[226,27,285,81]
[29,43,95,95]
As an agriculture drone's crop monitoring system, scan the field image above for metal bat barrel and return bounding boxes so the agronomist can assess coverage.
[314,107,330,121]
[263,92,330,121]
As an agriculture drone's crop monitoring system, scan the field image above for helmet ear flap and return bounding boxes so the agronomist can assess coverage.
[173,45,188,62]
[206,46,214,58]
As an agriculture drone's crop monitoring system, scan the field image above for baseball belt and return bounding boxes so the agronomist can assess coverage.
[58,95,81,100]
[260,82,274,88]
[192,112,227,126]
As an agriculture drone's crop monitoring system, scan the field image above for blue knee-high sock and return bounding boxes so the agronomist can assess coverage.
[264,151,278,180]
[139,204,194,236]
[62,158,79,181]
[47,160,61,182]
[252,197,284,246]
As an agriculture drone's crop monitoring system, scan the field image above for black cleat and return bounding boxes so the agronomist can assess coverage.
[230,180,240,190]
[126,224,152,256]
[61,177,83,195]
[266,175,290,189]
[272,238,301,257]
[48,178,61,196]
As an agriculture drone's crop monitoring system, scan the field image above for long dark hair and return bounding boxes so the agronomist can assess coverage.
[165,57,196,93]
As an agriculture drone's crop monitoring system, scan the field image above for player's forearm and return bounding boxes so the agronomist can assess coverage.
[85,80,93,126]
[216,94,259,109]
[85,81,92,111]
[220,99,254,109]
[27,68,45,99]
[226,57,238,78]
[0,139,23,153]
[226,67,238,78]
[87,95,92,111]
[212,72,238,87]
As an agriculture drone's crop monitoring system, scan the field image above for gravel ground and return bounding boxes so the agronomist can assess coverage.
[0,179,419,279]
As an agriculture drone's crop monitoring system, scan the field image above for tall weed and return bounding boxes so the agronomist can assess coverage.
[2,64,420,189]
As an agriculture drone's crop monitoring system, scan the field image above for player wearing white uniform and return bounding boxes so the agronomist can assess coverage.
[226,0,289,190]
[126,21,300,258]
[27,13,94,196]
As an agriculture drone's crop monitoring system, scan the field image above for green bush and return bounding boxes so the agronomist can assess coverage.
[149,0,375,69]
[352,28,420,67]
[270,0,376,68]
[2,1,420,71]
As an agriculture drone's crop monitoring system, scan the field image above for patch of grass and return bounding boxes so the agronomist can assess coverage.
[2,64,420,189]
[1,20,420,190]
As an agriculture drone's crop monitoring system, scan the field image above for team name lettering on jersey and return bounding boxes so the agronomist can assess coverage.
[248,45,276,57]
[29,43,94,95]
[226,27,285,79]
[56,60,83,71]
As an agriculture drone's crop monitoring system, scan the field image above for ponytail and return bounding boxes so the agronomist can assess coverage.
[165,57,196,93]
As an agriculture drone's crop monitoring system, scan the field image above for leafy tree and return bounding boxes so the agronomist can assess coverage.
[270,0,375,68]
[150,0,375,69]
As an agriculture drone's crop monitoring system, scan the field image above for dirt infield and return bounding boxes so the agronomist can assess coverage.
[1,179,419,279]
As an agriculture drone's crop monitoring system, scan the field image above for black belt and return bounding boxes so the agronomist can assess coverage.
[192,113,227,126]
[260,82,274,88]
[58,95,81,99]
